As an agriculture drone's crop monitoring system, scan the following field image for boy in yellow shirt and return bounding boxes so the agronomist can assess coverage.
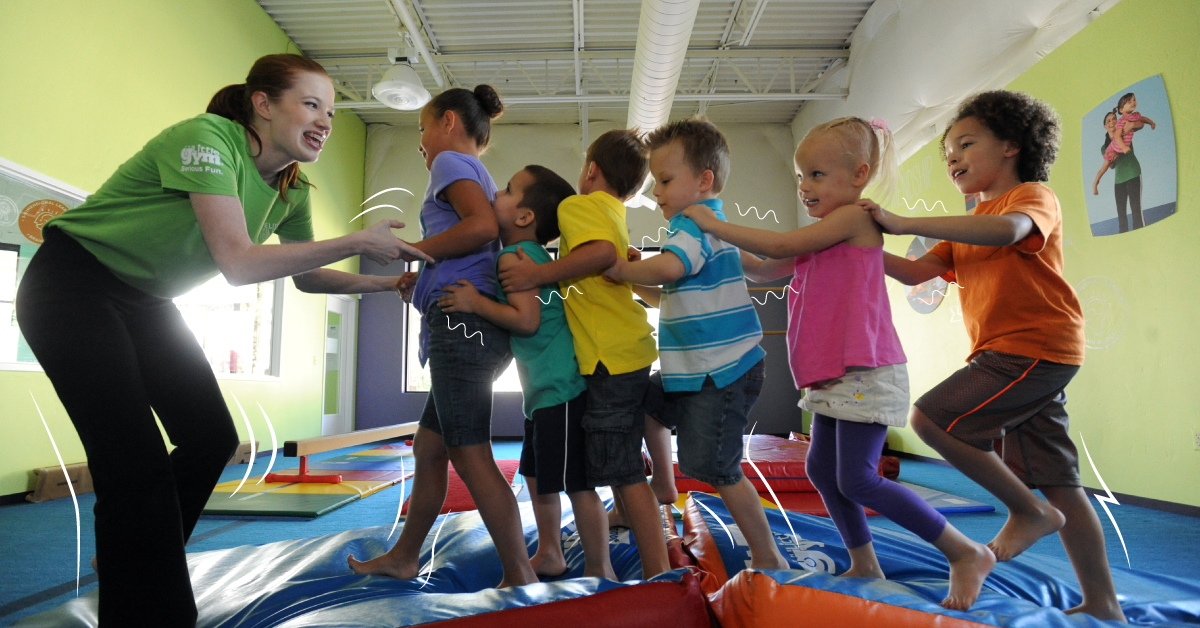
[500,130,668,579]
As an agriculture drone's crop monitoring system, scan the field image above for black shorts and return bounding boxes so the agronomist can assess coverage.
[915,351,1082,487]
[518,391,589,495]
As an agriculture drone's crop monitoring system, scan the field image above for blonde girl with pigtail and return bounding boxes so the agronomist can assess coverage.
[683,117,996,611]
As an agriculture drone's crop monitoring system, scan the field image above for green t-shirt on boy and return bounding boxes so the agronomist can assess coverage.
[48,113,314,298]
[496,241,587,418]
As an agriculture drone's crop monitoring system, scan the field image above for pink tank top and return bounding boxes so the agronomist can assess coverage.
[787,243,906,389]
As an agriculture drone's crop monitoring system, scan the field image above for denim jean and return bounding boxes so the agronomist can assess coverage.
[644,359,766,487]
[418,304,512,447]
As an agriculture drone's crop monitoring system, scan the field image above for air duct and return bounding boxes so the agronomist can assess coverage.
[625,0,701,133]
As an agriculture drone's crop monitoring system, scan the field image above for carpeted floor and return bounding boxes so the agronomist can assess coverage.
[0,439,1195,626]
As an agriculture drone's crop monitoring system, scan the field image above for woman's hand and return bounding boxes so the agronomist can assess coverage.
[395,272,418,302]
[858,199,906,235]
[626,246,643,263]
[436,279,482,313]
[358,220,434,265]
[681,203,719,230]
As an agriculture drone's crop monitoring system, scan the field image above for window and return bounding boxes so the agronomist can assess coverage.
[0,243,28,364]
[173,275,284,377]
[403,246,664,391]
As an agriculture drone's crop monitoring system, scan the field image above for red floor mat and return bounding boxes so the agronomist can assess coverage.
[672,435,898,494]
[402,459,520,515]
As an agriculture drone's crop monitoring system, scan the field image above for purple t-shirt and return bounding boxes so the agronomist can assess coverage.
[412,151,500,365]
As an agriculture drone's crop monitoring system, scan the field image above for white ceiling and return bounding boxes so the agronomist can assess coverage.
[257,0,873,126]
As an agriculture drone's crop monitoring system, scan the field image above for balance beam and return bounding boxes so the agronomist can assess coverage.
[264,421,419,484]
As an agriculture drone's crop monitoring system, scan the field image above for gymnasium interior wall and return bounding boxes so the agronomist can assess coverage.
[876,0,1199,507]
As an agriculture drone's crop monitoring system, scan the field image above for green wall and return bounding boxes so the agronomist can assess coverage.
[884,0,1200,507]
[0,0,367,495]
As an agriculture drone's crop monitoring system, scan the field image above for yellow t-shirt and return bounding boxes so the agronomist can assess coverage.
[557,191,657,376]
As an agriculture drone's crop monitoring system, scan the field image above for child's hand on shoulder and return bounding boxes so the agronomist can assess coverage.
[437,279,481,313]
[681,203,718,229]
[858,198,906,235]
[603,256,628,283]
[497,247,540,293]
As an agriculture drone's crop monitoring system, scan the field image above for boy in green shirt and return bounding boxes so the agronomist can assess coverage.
[499,131,669,579]
[437,165,615,580]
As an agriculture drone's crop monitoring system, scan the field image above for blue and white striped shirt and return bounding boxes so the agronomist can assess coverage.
[658,199,766,392]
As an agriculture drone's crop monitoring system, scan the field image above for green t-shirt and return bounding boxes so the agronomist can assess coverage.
[48,114,314,297]
[1113,146,1142,185]
[496,241,587,418]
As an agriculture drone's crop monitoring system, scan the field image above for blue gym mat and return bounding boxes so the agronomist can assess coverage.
[688,492,1200,626]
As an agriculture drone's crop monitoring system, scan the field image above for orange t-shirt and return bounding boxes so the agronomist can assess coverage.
[928,182,1085,365]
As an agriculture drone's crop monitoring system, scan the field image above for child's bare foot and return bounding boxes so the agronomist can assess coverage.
[649,472,678,506]
[839,565,886,579]
[529,550,568,578]
[347,551,420,580]
[90,555,97,573]
[608,504,629,529]
[583,564,618,580]
[751,549,792,571]
[987,505,1065,562]
[497,573,539,589]
[1065,600,1127,622]
[941,542,996,611]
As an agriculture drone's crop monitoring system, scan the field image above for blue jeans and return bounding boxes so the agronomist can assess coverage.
[644,359,765,487]
[418,305,512,447]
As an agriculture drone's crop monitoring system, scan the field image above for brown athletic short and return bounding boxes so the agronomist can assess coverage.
[915,351,1082,487]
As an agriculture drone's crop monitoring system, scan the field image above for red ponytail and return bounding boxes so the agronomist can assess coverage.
[207,54,329,202]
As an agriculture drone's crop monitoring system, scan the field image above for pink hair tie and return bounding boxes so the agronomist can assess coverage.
[869,117,890,133]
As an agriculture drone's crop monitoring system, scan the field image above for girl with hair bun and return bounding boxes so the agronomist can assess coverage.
[16,53,429,626]
[348,85,540,588]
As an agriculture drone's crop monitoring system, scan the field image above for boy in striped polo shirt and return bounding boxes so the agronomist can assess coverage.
[605,118,789,570]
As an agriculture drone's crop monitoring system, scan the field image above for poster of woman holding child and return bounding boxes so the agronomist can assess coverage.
[1082,74,1177,236]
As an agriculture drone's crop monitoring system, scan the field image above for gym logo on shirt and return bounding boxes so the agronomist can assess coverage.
[180,144,223,174]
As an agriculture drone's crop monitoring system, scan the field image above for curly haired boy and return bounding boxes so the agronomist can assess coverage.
[862,90,1126,622]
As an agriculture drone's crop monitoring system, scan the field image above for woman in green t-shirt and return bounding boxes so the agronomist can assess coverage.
[15,54,428,627]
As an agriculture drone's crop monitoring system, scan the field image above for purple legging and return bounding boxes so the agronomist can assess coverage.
[807,414,947,548]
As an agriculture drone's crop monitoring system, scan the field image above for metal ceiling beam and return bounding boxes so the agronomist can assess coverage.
[384,0,446,88]
[336,90,847,109]
[312,47,848,67]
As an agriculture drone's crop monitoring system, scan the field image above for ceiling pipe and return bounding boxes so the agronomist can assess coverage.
[385,0,445,89]
[626,0,702,132]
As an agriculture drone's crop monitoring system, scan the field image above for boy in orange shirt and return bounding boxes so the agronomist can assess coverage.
[864,91,1125,622]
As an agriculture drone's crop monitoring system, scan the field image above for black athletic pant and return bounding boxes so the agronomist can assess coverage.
[16,228,238,627]
[1114,175,1144,232]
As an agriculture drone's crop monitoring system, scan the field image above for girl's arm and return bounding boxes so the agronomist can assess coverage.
[682,203,873,259]
[862,199,1034,247]
[884,251,950,286]
[409,180,500,259]
[437,254,541,336]
[632,284,662,308]
[1140,115,1156,130]
[192,193,430,287]
[604,251,686,286]
[741,251,794,283]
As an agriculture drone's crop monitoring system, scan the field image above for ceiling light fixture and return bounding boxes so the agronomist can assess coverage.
[373,45,431,111]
